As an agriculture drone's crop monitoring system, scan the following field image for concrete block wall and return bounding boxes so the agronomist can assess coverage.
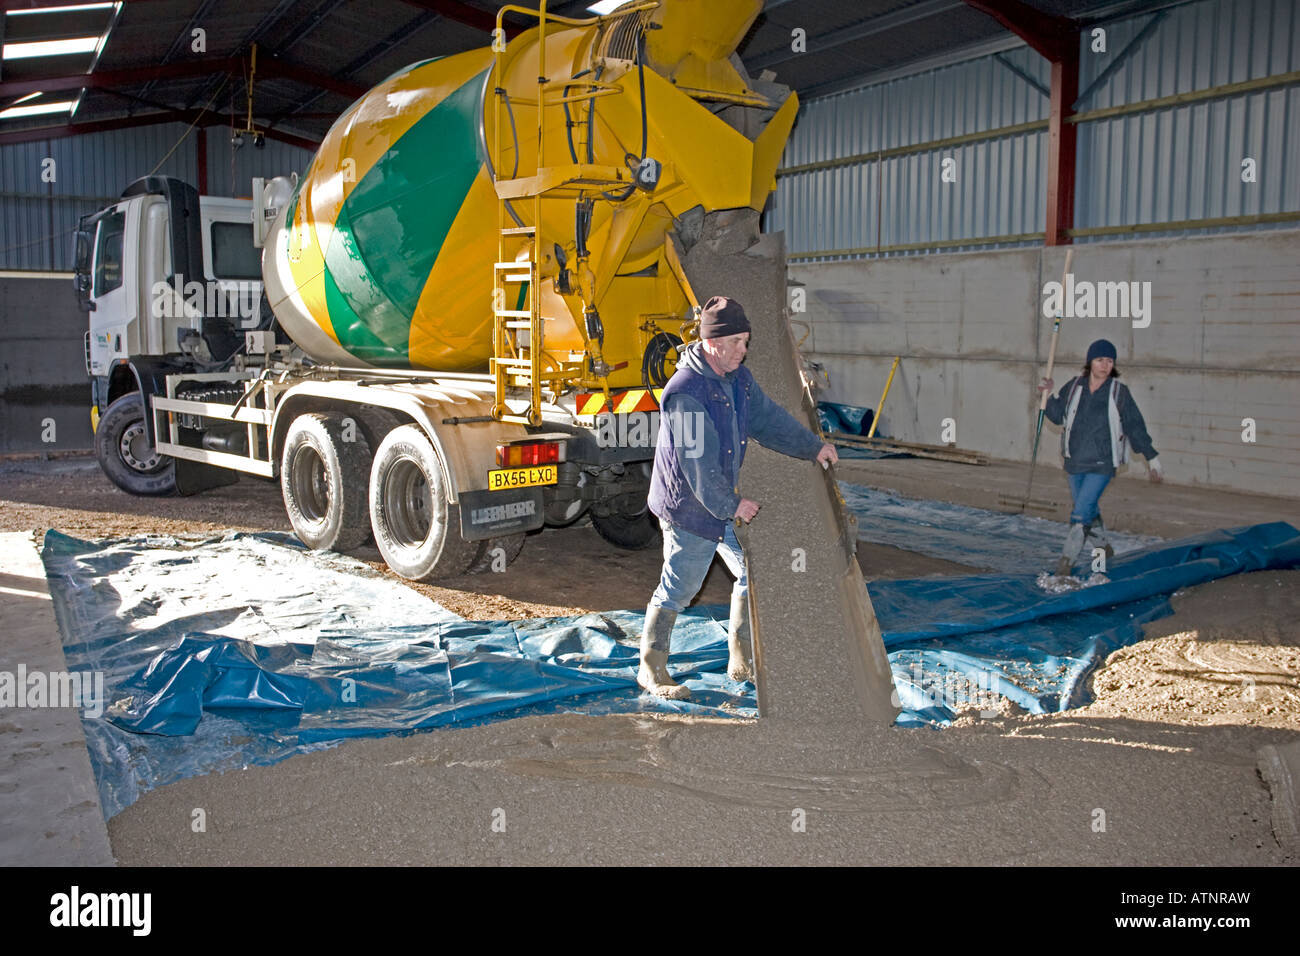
[0,273,93,454]
[791,230,1300,498]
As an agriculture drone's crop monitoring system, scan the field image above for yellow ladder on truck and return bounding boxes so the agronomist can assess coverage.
[488,1,655,426]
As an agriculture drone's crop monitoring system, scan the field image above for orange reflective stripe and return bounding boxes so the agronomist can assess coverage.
[576,389,664,415]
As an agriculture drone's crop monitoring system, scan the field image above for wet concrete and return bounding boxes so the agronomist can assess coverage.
[678,215,896,725]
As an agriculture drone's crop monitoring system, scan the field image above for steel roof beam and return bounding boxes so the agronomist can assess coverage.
[963,0,1078,246]
[746,0,965,72]
[398,0,519,36]
[0,56,364,102]
[0,106,320,149]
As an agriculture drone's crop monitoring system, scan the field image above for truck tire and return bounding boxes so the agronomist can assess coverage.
[369,424,478,580]
[591,510,662,550]
[94,392,176,496]
[351,406,404,454]
[340,407,405,547]
[281,413,371,552]
[467,532,527,574]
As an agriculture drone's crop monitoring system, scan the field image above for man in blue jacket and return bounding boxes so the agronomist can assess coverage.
[640,295,838,699]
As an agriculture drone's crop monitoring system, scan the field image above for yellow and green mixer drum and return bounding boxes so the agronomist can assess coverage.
[263,48,511,372]
[261,0,796,385]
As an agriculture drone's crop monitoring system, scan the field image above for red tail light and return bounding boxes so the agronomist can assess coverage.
[496,441,562,468]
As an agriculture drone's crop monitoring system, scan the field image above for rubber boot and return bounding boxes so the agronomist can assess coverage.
[1057,522,1085,577]
[726,590,754,683]
[638,605,690,700]
[1079,520,1116,573]
[1090,516,1115,565]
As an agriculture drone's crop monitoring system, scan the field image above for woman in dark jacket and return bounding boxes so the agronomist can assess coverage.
[1038,339,1163,576]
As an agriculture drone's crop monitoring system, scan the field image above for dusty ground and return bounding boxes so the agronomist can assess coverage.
[0,457,977,619]
[1073,569,1300,730]
[3,455,1298,864]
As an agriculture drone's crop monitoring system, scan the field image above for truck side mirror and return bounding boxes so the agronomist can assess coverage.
[73,271,95,311]
[73,229,95,311]
[74,229,92,272]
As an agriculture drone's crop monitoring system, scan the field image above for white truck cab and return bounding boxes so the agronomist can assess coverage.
[76,177,276,495]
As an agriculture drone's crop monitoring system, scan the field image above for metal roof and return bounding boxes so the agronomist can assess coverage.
[0,0,1174,148]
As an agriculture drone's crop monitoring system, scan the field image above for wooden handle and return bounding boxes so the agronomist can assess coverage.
[1038,247,1074,410]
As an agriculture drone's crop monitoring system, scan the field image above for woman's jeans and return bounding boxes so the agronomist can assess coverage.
[1067,471,1111,525]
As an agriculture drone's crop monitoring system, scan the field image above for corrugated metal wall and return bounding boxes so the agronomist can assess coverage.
[0,123,312,272]
[1075,0,1300,238]
[771,0,1300,260]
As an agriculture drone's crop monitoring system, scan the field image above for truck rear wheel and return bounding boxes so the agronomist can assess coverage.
[467,533,526,574]
[351,406,404,454]
[591,510,662,550]
[94,392,176,496]
[370,425,478,580]
[281,413,371,552]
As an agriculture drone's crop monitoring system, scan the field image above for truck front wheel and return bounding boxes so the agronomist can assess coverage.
[369,425,478,580]
[281,413,372,552]
[94,393,176,496]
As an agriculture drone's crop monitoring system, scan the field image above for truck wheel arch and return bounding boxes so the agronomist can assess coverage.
[268,383,502,504]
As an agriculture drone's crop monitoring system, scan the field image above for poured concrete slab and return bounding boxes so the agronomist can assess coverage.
[677,215,897,725]
[0,532,114,866]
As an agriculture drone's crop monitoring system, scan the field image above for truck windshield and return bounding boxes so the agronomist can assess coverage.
[211,221,262,279]
[93,211,125,296]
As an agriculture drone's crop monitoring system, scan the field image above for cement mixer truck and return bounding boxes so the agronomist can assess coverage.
[75,0,797,580]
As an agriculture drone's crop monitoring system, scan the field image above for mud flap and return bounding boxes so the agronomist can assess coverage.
[679,212,898,725]
[458,487,545,541]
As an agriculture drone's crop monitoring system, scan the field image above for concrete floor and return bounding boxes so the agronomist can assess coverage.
[1,455,1294,866]
[0,532,114,866]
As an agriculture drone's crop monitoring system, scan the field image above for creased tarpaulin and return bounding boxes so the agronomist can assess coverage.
[841,483,1160,573]
[39,521,1300,817]
[875,522,1300,726]
[816,402,908,459]
[817,401,873,436]
[39,530,752,819]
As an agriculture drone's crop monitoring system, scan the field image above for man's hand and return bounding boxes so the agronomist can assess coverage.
[1037,377,1055,393]
[735,498,760,523]
[816,443,838,469]
[1148,456,1164,484]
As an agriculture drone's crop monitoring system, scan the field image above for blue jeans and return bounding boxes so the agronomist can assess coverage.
[1067,471,1111,525]
[646,521,747,650]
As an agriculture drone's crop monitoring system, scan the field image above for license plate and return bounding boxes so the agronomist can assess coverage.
[487,465,557,490]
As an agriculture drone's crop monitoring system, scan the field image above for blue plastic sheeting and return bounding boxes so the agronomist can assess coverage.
[817,403,907,459]
[841,483,1161,573]
[40,530,753,819]
[41,521,1300,816]
[817,401,873,436]
[871,522,1300,725]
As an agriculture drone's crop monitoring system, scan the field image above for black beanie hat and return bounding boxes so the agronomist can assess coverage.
[1086,338,1117,363]
[698,295,751,339]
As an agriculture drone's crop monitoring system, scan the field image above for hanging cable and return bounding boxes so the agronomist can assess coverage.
[642,331,682,390]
